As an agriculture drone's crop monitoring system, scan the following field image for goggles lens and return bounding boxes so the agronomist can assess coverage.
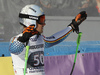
[38,15,45,24]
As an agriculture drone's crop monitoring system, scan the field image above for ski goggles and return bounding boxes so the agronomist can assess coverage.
[37,15,45,25]
[19,13,45,25]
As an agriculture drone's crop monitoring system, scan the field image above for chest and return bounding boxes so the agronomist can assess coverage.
[28,35,44,52]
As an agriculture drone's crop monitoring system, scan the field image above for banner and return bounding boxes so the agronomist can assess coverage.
[0,41,100,75]
[0,57,14,75]
[44,53,100,75]
[44,41,100,75]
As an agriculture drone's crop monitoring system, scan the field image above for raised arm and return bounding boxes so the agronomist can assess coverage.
[43,26,72,48]
[44,11,87,48]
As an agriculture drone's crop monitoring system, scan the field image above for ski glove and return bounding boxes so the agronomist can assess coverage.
[18,25,39,43]
[69,11,87,34]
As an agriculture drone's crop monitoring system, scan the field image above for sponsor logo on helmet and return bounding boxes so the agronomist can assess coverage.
[40,8,43,12]
[29,16,38,20]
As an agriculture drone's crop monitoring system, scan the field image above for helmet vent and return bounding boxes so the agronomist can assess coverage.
[29,7,36,12]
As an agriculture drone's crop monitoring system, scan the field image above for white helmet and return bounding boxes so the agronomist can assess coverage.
[19,4,45,28]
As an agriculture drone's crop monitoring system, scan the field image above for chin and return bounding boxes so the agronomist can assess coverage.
[39,31,43,33]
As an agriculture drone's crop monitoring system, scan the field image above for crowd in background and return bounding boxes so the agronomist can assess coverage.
[0,0,100,41]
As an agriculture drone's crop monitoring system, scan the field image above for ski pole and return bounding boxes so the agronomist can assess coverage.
[24,45,30,75]
[70,32,82,75]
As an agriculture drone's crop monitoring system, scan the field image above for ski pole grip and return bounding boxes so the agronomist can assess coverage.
[77,32,82,45]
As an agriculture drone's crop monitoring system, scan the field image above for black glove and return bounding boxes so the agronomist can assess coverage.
[69,11,87,34]
[18,25,40,43]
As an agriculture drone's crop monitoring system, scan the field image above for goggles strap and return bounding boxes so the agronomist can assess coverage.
[19,13,45,24]
[19,13,38,20]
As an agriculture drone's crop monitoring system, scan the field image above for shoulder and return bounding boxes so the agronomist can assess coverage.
[10,33,22,43]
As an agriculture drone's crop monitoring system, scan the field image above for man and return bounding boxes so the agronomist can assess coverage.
[9,4,87,75]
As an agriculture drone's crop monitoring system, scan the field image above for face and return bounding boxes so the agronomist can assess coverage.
[23,22,45,34]
[36,14,46,33]
[36,22,46,33]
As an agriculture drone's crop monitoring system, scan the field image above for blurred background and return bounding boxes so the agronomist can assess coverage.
[0,0,100,42]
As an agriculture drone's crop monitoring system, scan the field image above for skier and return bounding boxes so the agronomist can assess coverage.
[9,4,87,75]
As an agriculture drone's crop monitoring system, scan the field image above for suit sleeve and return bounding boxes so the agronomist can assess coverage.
[43,26,73,48]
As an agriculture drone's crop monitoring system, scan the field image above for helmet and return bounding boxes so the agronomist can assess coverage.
[19,4,45,28]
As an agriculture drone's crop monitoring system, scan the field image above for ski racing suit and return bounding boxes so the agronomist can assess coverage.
[9,26,72,75]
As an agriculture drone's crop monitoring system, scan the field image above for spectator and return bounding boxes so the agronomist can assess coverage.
[96,0,100,15]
